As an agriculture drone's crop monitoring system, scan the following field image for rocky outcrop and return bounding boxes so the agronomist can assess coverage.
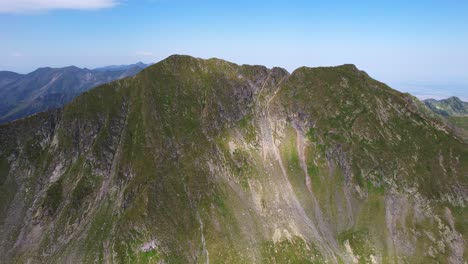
[0,55,466,263]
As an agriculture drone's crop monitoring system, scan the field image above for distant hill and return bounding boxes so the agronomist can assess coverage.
[424,96,468,116]
[424,96,468,141]
[93,62,151,72]
[0,63,150,123]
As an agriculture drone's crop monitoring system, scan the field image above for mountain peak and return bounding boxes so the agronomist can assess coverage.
[424,96,468,117]
[446,96,463,103]
[339,63,358,69]
[62,65,81,72]
[0,56,466,263]
[160,54,202,65]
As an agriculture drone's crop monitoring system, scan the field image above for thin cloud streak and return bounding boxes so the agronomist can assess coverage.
[0,0,118,13]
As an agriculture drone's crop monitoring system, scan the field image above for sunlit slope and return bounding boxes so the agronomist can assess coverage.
[0,55,466,263]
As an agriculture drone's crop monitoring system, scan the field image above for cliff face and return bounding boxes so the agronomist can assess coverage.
[0,55,467,263]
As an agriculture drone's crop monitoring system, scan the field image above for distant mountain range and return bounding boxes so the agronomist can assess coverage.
[0,62,151,124]
[93,62,152,72]
[423,96,468,117]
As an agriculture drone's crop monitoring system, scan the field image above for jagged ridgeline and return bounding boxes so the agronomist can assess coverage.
[0,55,467,263]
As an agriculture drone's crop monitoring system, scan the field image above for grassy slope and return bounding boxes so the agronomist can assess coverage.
[447,116,468,142]
[273,65,468,262]
[0,56,466,263]
[277,65,467,199]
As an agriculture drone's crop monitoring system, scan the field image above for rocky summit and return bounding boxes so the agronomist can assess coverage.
[0,55,467,263]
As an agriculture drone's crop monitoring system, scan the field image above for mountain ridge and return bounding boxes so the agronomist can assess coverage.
[423,96,468,143]
[424,96,468,117]
[0,62,150,124]
[94,62,152,72]
[0,55,466,263]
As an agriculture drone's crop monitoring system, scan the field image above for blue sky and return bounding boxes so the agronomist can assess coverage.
[1,0,468,99]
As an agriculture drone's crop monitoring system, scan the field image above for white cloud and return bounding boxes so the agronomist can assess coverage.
[12,52,24,57]
[136,51,154,56]
[0,0,118,13]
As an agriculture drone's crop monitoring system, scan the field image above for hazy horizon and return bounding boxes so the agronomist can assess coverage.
[1,0,468,100]
[2,54,467,102]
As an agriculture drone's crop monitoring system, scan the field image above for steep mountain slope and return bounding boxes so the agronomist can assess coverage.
[0,71,23,88]
[0,63,149,124]
[446,117,468,142]
[0,55,467,263]
[424,97,468,142]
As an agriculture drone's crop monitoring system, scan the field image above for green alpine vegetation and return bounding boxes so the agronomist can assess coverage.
[0,55,467,263]
[424,97,468,142]
[424,97,468,117]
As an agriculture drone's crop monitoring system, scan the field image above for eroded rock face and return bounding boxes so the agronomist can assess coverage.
[0,55,467,263]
